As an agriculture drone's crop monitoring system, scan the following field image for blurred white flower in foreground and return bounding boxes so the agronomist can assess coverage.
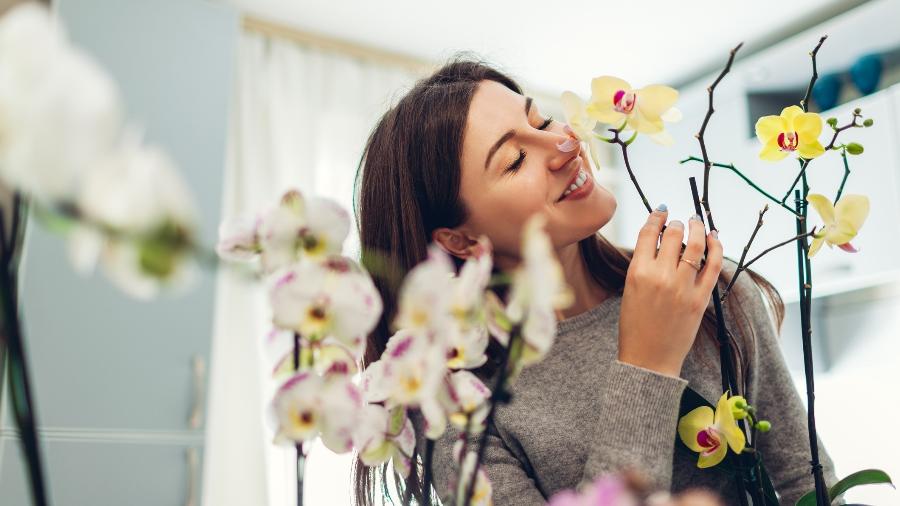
[353,404,417,478]
[67,132,198,299]
[0,2,122,203]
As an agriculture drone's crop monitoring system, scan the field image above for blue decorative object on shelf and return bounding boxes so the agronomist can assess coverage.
[812,73,842,111]
[849,53,883,96]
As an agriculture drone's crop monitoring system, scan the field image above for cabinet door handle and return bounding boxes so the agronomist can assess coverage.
[189,355,206,430]
[185,447,199,506]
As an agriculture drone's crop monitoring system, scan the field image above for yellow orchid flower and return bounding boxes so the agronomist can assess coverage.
[585,76,681,145]
[755,105,825,161]
[678,392,746,468]
[560,91,605,173]
[806,194,870,257]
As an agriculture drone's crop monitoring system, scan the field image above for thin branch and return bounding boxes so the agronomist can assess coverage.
[720,226,819,303]
[697,42,744,232]
[609,128,652,213]
[781,158,811,204]
[720,205,768,301]
[824,111,863,151]
[834,148,851,203]
[680,156,802,218]
[800,36,828,113]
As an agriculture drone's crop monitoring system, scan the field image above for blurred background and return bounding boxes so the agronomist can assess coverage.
[0,0,899,504]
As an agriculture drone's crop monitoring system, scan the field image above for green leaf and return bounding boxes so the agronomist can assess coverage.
[846,142,864,155]
[795,469,893,506]
[829,469,894,501]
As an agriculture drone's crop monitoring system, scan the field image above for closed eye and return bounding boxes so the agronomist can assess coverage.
[503,116,554,175]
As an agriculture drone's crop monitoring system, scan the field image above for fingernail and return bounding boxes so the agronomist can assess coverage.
[711,229,719,239]
[689,213,701,222]
[670,220,684,228]
[656,203,668,212]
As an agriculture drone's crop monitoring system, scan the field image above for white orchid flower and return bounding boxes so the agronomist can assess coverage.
[353,404,417,478]
[444,370,491,433]
[362,329,447,407]
[256,190,307,273]
[269,256,382,346]
[222,189,351,272]
[394,244,455,338]
[270,371,362,454]
[505,214,573,370]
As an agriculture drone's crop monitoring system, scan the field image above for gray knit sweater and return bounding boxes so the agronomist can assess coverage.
[419,259,838,505]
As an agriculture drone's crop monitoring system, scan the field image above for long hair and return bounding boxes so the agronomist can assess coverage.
[351,55,785,505]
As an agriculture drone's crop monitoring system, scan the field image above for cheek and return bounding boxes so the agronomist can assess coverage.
[461,176,546,252]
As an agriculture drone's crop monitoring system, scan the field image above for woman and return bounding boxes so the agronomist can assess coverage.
[352,57,837,505]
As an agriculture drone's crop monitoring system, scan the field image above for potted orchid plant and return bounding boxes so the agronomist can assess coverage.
[559,37,894,506]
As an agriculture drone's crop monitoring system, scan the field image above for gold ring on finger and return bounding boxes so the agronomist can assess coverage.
[680,257,702,271]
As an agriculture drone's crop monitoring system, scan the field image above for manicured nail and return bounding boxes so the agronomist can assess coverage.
[670,220,684,228]
[711,229,719,239]
[689,213,701,222]
[656,203,668,212]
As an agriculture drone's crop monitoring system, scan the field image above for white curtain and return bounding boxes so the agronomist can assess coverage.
[202,31,419,506]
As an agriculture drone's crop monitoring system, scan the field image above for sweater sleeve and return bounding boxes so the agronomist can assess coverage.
[727,262,839,505]
[427,419,549,506]
[577,360,688,491]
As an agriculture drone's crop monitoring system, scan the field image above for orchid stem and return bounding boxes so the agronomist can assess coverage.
[719,205,768,302]
[834,149,851,204]
[793,188,829,506]
[0,195,49,506]
[679,157,803,219]
[463,325,520,506]
[720,227,818,304]
[609,128,652,213]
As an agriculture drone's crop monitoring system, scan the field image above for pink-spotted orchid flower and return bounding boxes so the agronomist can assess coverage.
[678,392,746,468]
[393,244,455,338]
[217,189,350,273]
[755,105,825,161]
[268,255,381,346]
[585,76,682,145]
[806,194,870,257]
[269,371,362,453]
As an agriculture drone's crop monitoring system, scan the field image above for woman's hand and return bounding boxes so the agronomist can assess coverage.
[617,205,723,378]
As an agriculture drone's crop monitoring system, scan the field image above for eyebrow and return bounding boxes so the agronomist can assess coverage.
[484,96,533,170]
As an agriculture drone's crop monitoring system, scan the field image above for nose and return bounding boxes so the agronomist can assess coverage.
[548,124,582,172]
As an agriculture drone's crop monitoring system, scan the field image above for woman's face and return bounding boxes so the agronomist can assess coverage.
[451,80,617,261]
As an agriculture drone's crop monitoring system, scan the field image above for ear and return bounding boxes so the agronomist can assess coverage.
[432,227,478,259]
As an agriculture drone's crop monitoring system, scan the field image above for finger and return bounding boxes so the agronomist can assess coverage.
[633,205,668,263]
[677,214,706,277]
[696,229,724,289]
[657,218,686,265]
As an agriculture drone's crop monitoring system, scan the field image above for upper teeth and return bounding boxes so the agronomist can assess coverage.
[563,169,589,198]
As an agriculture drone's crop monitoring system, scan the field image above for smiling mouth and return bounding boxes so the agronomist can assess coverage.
[556,159,590,202]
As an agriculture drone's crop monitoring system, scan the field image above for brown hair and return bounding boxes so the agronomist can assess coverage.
[351,55,784,506]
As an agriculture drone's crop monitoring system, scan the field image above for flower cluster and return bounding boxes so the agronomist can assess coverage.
[752,105,871,257]
[0,3,198,298]
[218,205,573,505]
